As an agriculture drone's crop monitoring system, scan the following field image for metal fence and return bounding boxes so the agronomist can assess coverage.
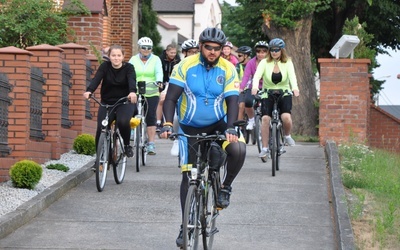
[62,62,73,128]
[0,73,12,156]
[30,67,46,140]
[85,60,93,119]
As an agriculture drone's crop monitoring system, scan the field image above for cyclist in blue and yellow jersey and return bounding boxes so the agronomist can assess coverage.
[128,37,163,155]
[251,38,300,158]
[159,27,246,248]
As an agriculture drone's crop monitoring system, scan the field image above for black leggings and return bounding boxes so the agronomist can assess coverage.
[178,120,246,218]
[95,103,137,149]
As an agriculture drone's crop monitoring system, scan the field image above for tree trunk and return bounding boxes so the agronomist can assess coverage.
[262,15,318,136]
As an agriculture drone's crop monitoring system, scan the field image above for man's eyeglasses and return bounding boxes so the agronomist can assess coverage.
[187,50,199,55]
[140,46,152,51]
[238,54,244,58]
[270,48,281,53]
[203,44,222,52]
[256,49,267,53]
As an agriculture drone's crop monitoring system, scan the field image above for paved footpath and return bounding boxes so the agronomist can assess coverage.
[0,139,337,249]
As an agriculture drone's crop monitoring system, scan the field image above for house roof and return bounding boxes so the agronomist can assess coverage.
[158,17,179,30]
[152,0,195,13]
[379,105,400,120]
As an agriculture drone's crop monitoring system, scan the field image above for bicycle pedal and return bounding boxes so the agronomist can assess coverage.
[216,207,224,211]
[99,164,104,172]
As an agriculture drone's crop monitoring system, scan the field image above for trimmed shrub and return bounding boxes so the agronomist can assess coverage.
[9,160,42,190]
[73,133,95,155]
[46,163,69,172]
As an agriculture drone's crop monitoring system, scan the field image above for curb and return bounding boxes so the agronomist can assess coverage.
[0,160,95,239]
[325,140,355,250]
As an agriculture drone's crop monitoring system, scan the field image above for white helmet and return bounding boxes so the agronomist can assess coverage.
[138,37,153,46]
[181,39,199,51]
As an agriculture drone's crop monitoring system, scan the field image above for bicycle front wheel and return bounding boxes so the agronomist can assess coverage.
[202,178,219,249]
[271,123,278,177]
[112,131,127,184]
[183,185,201,250]
[135,123,141,172]
[141,122,147,166]
[255,115,267,163]
[96,133,109,192]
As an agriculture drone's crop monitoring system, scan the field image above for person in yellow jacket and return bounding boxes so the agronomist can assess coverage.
[128,37,163,155]
[251,38,300,158]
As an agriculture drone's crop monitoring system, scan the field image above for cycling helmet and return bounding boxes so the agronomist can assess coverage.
[254,41,269,49]
[236,46,252,55]
[269,38,285,49]
[181,39,199,51]
[223,41,233,48]
[138,37,153,46]
[199,27,227,45]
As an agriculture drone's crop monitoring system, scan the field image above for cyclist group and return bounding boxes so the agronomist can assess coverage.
[84,27,299,248]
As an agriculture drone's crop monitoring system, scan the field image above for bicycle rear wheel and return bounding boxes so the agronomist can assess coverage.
[183,185,201,250]
[135,123,141,172]
[271,123,278,176]
[141,122,147,166]
[254,114,267,163]
[112,131,127,184]
[96,133,109,192]
[202,177,219,249]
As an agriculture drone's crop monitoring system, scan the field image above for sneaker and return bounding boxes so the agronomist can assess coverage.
[258,148,269,158]
[285,136,296,146]
[124,145,133,158]
[217,186,232,209]
[147,143,156,155]
[155,123,162,133]
[170,140,179,156]
[176,225,183,248]
[245,120,255,130]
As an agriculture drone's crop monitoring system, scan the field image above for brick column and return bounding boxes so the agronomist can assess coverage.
[318,58,371,145]
[27,44,64,159]
[0,47,33,169]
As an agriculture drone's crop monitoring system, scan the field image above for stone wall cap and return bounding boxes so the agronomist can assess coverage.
[0,46,33,56]
[26,44,64,52]
[318,58,371,64]
[57,43,88,50]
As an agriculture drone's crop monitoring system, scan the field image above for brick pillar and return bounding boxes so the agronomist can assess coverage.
[111,0,134,58]
[0,47,33,162]
[27,44,64,159]
[58,43,88,149]
[318,58,371,145]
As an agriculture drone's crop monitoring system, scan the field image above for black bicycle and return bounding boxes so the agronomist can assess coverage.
[267,89,287,176]
[133,81,148,172]
[89,95,129,192]
[172,121,244,250]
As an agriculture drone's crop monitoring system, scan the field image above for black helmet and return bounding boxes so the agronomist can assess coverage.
[254,41,269,49]
[269,38,285,49]
[236,46,252,55]
[199,27,227,45]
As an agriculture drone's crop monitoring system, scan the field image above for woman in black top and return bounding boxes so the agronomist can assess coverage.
[84,45,137,157]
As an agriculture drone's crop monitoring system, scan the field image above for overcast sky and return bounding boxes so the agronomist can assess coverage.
[219,0,399,105]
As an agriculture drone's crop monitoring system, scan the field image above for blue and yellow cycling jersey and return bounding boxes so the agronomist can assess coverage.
[169,54,239,127]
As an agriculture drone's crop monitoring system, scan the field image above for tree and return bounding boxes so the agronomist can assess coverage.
[222,0,400,136]
[138,0,162,55]
[0,0,89,49]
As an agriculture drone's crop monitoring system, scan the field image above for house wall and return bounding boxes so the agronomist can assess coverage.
[158,26,179,49]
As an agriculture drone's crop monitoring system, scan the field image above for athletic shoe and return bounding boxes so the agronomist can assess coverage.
[258,148,269,158]
[147,143,156,155]
[217,186,232,209]
[285,136,296,146]
[124,145,133,158]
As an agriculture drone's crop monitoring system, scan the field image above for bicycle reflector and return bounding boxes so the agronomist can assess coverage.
[130,117,140,128]
[191,167,198,180]
[101,119,108,127]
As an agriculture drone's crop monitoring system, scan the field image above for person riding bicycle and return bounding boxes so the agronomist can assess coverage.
[181,39,199,57]
[128,37,163,155]
[159,27,246,248]
[84,45,137,159]
[251,38,300,158]
[222,41,239,66]
[239,41,269,130]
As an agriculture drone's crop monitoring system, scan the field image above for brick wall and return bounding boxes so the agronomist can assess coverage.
[318,58,400,153]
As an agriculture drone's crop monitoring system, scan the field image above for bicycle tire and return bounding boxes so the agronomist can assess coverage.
[112,131,127,184]
[271,123,278,176]
[202,176,219,249]
[96,133,109,192]
[183,185,201,250]
[135,123,141,172]
[254,115,267,163]
[141,122,147,166]
[276,127,284,171]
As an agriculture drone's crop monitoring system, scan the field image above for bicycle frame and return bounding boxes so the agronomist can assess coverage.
[133,81,149,172]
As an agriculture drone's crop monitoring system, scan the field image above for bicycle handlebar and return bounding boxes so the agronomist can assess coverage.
[88,95,129,108]
[169,132,226,141]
